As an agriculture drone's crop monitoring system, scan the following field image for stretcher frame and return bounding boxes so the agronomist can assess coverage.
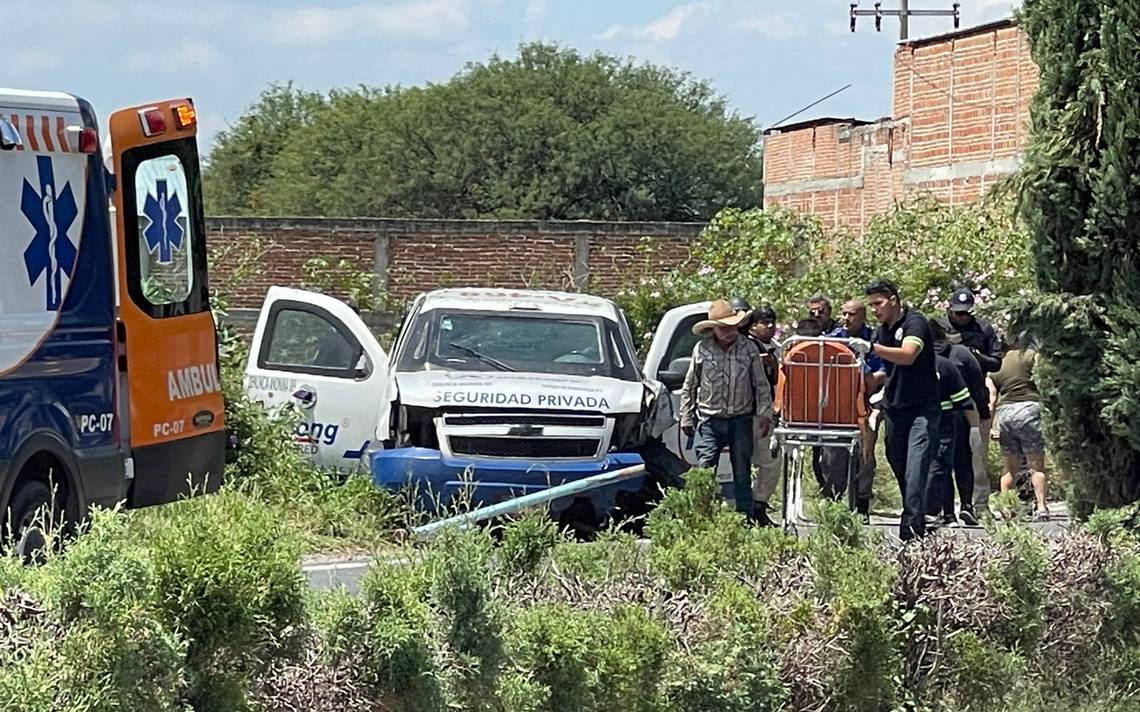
[773,336,867,533]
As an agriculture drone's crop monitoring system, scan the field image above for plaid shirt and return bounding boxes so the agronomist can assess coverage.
[680,336,773,428]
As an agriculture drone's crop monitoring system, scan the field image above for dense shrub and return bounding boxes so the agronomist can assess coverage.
[497,510,561,577]
[645,468,802,590]
[1016,0,1140,511]
[14,466,1140,710]
[428,528,505,706]
[0,493,307,711]
[0,511,186,711]
[140,491,308,709]
[615,194,1032,355]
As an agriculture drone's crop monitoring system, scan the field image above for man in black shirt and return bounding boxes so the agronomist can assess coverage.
[946,288,1004,372]
[808,294,837,334]
[924,342,981,528]
[848,279,941,541]
[931,318,986,525]
[945,287,1003,512]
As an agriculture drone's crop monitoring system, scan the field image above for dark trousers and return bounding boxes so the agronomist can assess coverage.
[924,411,976,517]
[948,413,975,514]
[855,441,876,511]
[924,412,957,517]
[884,407,940,541]
[815,446,861,503]
[695,415,754,515]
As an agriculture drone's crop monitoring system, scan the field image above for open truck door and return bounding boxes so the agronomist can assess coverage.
[244,287,391,471]
[107,99,225,506]
[643,302,732,483]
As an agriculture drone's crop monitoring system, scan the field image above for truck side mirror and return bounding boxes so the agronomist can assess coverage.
[657,356,691,390]
[353,353,371,380]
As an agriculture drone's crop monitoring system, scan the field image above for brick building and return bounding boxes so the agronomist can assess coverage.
[762,18,1038,235]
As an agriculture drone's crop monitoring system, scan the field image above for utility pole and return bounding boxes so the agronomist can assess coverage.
[849,1,961,41]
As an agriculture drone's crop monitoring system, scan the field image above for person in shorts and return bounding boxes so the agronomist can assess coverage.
[987,333,1049,519]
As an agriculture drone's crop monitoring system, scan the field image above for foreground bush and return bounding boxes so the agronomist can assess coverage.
[6,469,1140,710]
[254,470,1140,711]
[0,492,307,711]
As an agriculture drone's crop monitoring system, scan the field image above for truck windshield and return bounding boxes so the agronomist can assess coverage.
[397,310,639,380]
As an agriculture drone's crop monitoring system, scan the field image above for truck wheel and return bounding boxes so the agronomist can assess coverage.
[557,497,601,540]
[7,480,56,565]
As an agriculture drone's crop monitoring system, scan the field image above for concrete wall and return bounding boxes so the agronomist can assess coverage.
[207,217,700,309]
[763,19,1038,235]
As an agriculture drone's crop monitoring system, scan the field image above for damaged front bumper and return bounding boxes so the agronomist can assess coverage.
[368,447,646,519]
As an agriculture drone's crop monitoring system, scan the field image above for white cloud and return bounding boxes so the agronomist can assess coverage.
[595,2,711,43]
[195,112,228,153]
[969,0,1020,23]
[125,40,219,73]
[173,41,221,69]
[744,13,801,40]
[265,0,470,43]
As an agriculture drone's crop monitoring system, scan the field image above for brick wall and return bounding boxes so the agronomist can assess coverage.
[206,217,699,309]
[763,18,1038,235]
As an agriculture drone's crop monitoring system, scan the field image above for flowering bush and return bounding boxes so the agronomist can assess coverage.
[616,185,1034,352]
[802,186,1033,321]
[616,205,828,353]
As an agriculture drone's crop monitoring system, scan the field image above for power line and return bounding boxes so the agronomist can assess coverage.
[767,84,854,131]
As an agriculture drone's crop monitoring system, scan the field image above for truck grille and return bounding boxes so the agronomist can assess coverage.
[448,436,600,459]
[442,414,607,428]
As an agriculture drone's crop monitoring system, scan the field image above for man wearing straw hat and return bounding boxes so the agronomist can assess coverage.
[680,299,774,520]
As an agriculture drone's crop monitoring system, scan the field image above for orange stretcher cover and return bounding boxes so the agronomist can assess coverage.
[774,339,866,429]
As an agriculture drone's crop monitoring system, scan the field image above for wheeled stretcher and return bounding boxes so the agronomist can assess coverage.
[772,336,867,532]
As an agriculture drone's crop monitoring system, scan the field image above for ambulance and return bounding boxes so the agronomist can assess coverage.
[0,88,225,555]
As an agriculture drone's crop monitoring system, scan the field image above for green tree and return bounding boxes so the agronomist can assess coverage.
[204,82,326,215]
[1016,0,1140,511]
[204,43,763,221]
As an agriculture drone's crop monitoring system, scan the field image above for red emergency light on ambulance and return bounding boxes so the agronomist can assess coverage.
[0,87,224,556]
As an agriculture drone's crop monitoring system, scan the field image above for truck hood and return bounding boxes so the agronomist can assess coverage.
[396,370,645,415]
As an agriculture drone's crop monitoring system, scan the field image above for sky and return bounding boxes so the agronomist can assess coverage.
[2,0,1019,155]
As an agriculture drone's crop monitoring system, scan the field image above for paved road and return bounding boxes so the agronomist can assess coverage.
[302,509,1075,593]
[303,558,374,595]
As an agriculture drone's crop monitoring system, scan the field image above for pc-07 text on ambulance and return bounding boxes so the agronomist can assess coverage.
[244,287,678,527]
[0,88,225,557]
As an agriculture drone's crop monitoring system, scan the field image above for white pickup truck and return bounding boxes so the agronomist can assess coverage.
[243,288,722,527]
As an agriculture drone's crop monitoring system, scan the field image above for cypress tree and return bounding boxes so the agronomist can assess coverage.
[1018,0,1140,512]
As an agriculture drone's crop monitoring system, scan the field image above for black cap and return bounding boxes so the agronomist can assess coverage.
[728,296,752,313]
[753,304,778,323]
[950,287,975,313]
[792,316,823,336]
[864,278,899,299]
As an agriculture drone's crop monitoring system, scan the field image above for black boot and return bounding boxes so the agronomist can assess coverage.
[753,501,775,527]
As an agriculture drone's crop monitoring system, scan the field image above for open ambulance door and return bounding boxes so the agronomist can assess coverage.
[244,287,391,471]
[107,99,225,507]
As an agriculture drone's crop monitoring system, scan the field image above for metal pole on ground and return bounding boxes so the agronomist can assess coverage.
[412,464,647,541]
